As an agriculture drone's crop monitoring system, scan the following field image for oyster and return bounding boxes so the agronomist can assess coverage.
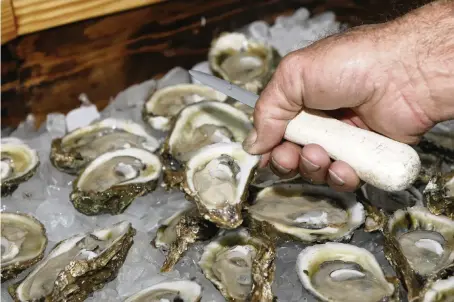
[247,183,365,243]
[50,118,160,174]
[296,243,398,302]
[416,150,443,185]
[183,142,260,228]
[419,131,454,164]
[143,83,227,131]
[421,276,454,302]
[424,171,454,219]
[1,138,40,197]
[70,148,162,215]
[125,280,202,302]
[1,212,47,282]
[199,228,275,302]
[9,221,135,302]
[250,165,301,189]
[152,205,219,272]
[208,32,280,94]
[384,206,454,300]
[361,183,424,213]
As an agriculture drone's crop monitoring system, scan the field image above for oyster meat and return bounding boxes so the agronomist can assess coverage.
[183,142,260,228]
[384,206,454,300]
[247,183,365,242]
[296,243,397,302]
[1,212,47,282]
[9,221,135,302]
[50,118,160,174]
[199,228,275,302]
[1,138,40,197]
[124,280,202,302]
[421,276,454,302]
[143,83,227,131]
[424,171,454,219]
[70,148,162,215]
[208,32,280,94]
[152,205,219,272]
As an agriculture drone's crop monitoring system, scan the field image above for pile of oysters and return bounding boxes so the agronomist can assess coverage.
[1,31,453,302]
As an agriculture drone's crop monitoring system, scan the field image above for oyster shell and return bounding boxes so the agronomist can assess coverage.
[199,228,275,302]
[246,183,365,243]
[1,212,47,282]
[384,206,454,300]
[296,243,398,302]
[1,138,40,197]
[143,83,227,131]
[424,171,454,219]
[208,32,280,94]
[421,276,454,302]
[50,118,160,174]
[183,142,260,228]
[124,280,202,302]
[416,150,443,186]
[419,131,454,164]
[70,148,162,215]
[9,221,135,302]
[250,165,301,189]
[361,183,424,213]
[152,205,219,272]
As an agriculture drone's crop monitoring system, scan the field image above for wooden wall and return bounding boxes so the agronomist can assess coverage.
[1,0,431,128]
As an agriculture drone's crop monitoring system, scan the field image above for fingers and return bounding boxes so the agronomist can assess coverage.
[299,144,331,184]
[243,53,305,155]
[269,141,300,179]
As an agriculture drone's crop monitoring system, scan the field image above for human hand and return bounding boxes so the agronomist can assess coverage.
[242,0,454,192]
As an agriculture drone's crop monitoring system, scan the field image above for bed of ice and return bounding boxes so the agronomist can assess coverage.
[1,7,453,302]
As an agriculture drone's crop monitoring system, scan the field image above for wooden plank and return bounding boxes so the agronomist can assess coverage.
[12,0,163,35]
[1,0,17,44]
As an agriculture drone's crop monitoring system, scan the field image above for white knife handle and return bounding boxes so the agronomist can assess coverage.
[284,110,421,192]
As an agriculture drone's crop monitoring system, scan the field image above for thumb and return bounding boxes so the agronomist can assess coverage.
[242,53,305,155]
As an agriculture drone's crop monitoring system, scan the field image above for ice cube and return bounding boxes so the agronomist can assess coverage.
[248,21,270,42]
[157,67,191,90]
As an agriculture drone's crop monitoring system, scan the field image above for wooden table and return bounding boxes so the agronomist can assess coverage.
[1,0,431,128]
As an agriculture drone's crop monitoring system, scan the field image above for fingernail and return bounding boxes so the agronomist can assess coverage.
[328,169,345,186]
[300,155,320,172]
[242,128,257,152]
[270,157,291,175]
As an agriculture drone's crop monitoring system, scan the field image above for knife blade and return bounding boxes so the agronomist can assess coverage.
[189,70,421,192]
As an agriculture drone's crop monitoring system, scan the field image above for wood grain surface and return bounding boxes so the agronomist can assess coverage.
[1,0,17,44]
[1,0,432,128]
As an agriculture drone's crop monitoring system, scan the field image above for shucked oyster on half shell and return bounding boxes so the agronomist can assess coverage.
[246,183,365,243]
[296,243,398,302]
[70,148,162,215]
[161,101,252,188]
[421,276,454,302]
[384,206,454,300]
[208,32,280,94]
[424,171,454,219]
[1,212,47,282]
[143,83,227,131]
[9,220,135,302]
[125,280,202,302]
[1,138,40,197]
[182,142,260,229]
[199,228,276,302]
[50,118,160,174]
[151,204,219,272]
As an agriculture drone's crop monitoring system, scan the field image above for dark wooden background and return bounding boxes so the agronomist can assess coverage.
[1,0,430,129]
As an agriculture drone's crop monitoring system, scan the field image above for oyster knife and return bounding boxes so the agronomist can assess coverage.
[189,70,421,192]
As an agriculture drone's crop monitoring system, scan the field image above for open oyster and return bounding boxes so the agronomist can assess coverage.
[1,212,47,282]
[125,280,202,302]
[424,171,454,219]
[50,118,160,174]
[162,101,252,188]
[384,206,454,300]
[246,183,365,243]
[183,142,260,228]
[208,32,279,94]
[199,228,275,302]
[9,221,135,302]
[1,138,40,197]
[421,276,454,302]
[296,243,398,302]
[152,204,219,272]
[70,148,162,215]
[143,83,227,131]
